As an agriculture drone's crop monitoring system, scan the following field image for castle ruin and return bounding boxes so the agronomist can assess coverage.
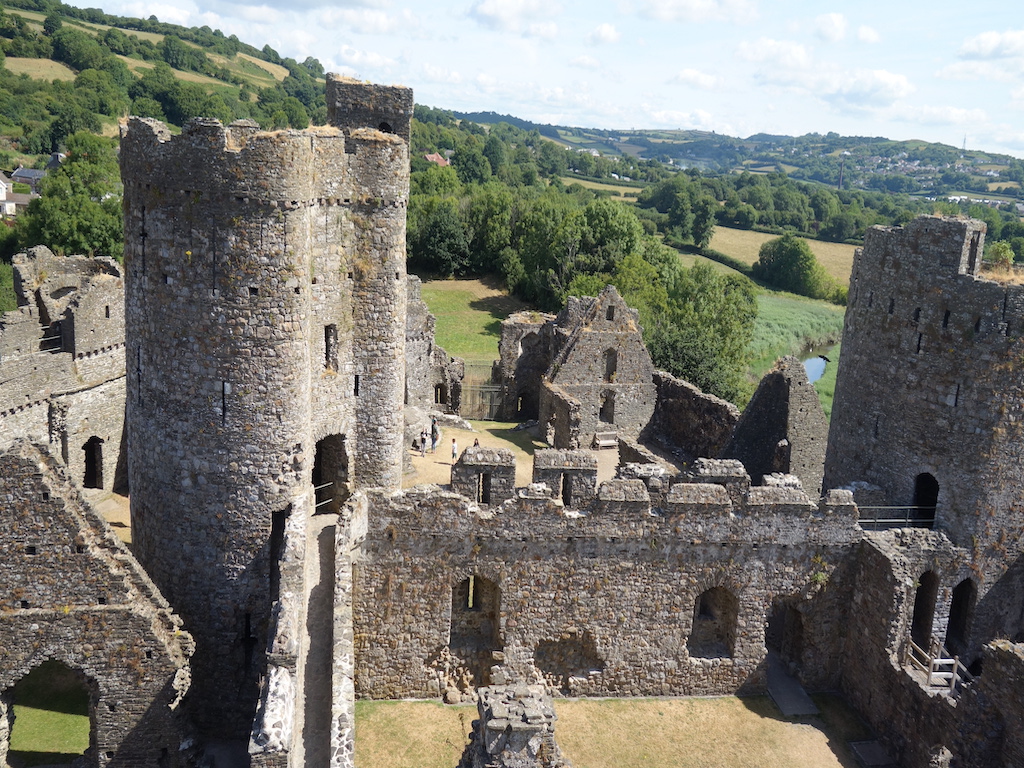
[1,74,1024,768]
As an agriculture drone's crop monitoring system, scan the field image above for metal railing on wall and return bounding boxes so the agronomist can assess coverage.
[858,506,936,531]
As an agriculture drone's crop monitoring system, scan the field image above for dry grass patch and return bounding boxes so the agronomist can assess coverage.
[354,695,868,768]
[710,227,857,285]
[558,177,640,197]
[238,52,289,81]
[4,57,76,81]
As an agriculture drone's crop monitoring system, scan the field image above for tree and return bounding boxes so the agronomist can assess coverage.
[17,132,123,259]
[414,198,469,276]
[988,241,1014,271]
[751,234,836,301]
[691,195,717,249]
[42,13,62,36]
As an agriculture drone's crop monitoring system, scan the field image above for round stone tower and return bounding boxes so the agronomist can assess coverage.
[120,78,411,734]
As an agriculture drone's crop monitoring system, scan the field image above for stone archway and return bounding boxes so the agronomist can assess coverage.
[4,661,96,766]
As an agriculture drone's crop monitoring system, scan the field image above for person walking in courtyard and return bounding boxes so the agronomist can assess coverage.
[430,418,439,453]
[451,437,458,463]
[420,429,428,458]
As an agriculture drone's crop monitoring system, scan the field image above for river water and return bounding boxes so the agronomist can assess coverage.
[801,343,836,384]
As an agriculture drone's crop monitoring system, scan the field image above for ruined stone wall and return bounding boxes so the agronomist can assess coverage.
[840,531,1021,767]
[352,481,859,702]
[532,449,598,508]
[544,287,656,447]
[824,216,1024,553]
[451,447,517,506]
[497,312,554,422]
[648,372,739,461]
[0,249,126,492]
[538,383,580,449]
[724,357,828,495]
[326,74,414,144]
[405,275,463,414]
[121,78,410,734]
[0,441,192,766]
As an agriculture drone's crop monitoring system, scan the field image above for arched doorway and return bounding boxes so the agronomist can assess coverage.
[945,578,976,657]
[4,661,95,766]
[83,436,103,489]
[911,571,940,649]
[766,599,804,670]
[913,473,939,522]
[312,435,349,514]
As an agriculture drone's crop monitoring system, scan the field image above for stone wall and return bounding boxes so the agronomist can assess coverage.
[458,686,571,768]
[352,475,859,703]
[0,441,192,766]
[542,287,656,448]
[824,216,1024,553]
[723,357,828,495]
[451,447,517,506]
[406,275,464,414]
[647,372,739,461]
[0,248,126,493]
[496,311,554,422]
[531,449,598,508]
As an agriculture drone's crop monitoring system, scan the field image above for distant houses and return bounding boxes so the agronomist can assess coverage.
[0,159,54,218]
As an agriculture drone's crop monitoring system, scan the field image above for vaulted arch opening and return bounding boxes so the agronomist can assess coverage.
[449,575,503,688]
[945,578,976,658]
[313,434,349,514]
[688,587,739,659]
[4,661,95,766]
[911,570,940,649]
[914,473,939,519]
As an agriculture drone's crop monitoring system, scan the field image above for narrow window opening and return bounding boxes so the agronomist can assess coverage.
[104,305,110,319]
[221,381,231,425]
[888,298,895,315]
[467,575,476,609]
[42,492,49,501]
[98,596,106,605]
[20,600,28,609]
[434,383,448,405]
[954,384,960,407]
[916,333,923,354]
[269,506,290,603]
[324,324,339,372]
[974,317,982,333]
[873,415,880,439]
[943,310,950,329]
[561,474,572,508]
[24,545,36,555]
[249,286,259,297]
[913,307,921,323]
[603,349,618,383]
[867,291,874,308]
[968,231,982,274]
[599,392,615,424]
[354,374,360,396]
[478,473,492,504]
[606,305,615,321]
[162,274,171,285]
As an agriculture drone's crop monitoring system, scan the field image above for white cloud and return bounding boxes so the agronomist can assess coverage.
[890,104,987,126]
[641,104,721,131]
[571,55,602,69]
[669,68,720,89]
[338,45,395,70]
[418,64,464,84]
[960,30,1024,59]
[320,8,408,34]
[814,13,847,43]
[636,0,756,24]
[857,25,880,44]
[737,37,811,69]
[937,60,1020,82]
[468,0,559,36]
[818,69,914,109]
[589,23,621,44]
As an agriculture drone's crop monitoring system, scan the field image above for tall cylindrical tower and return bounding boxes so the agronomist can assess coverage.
[121,78,411,734]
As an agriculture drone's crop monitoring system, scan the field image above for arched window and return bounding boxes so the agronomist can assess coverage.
[911,571,940,649]
[450,576,503,687]
[313,435,349,513]
[688,587,739,658]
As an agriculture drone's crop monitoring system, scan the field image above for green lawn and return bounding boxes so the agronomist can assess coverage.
[8,662,91,766]
[748,292,845,378]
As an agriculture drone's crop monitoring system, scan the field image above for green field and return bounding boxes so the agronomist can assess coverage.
[418,277,531,364]
[710,226,858,285]
[4,57,77,81]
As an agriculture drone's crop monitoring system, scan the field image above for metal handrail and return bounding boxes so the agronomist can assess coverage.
[859,505,936,530]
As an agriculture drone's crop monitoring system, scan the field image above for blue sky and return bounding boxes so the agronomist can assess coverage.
[79,0,1024,157]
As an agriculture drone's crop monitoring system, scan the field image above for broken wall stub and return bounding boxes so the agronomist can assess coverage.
[531,449,598,509]
[352,481,859,703]
[451,446,517,506]
[0,441,192,766]
[0,247,126,492]
[458,686,572,768]
[648,371,739,461]
[121,77,410,734]
[497,311,555,422]
[723,356,828,496]
[824,215,1024,553]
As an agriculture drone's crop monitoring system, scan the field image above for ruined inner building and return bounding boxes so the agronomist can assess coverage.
[3,74,1024,768]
